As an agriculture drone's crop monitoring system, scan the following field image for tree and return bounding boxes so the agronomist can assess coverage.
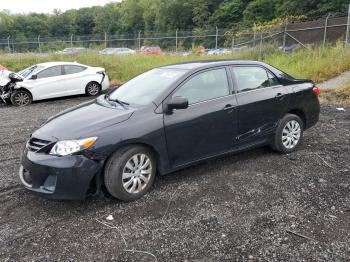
[243,0,276,26]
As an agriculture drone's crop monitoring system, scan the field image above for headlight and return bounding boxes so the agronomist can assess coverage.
[49,137,97,156]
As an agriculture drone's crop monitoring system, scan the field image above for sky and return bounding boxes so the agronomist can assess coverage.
[0,0,119,14]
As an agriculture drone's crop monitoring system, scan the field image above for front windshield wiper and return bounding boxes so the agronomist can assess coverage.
[105,94,130,108]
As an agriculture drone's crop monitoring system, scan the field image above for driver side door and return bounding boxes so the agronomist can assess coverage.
[163,67,238,168]
[29,65,67,100]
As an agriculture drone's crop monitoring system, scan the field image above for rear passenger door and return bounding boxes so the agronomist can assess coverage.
[61,65,88,95]
[230,66,289,144]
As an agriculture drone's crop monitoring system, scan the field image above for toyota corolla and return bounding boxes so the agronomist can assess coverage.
[19,60,320,201]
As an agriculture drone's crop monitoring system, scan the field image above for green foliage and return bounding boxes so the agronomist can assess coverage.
[0,0,347,42]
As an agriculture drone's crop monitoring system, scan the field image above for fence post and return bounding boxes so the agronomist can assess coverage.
[138,31,141,51]
[38,35,41,53]
[282,22,288,51]
[323,14,330,46]
[7,36,11,53]
[215,26,218,49]
[259,32,263,59]
[346,4,350,45]
[70,34,73,48]
[253,23,257,47]
[175,29,178,52]
[231,35,235,52]
[104,32,107,48]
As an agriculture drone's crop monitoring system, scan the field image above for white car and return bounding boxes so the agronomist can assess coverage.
[99,48,136,55]
[12,62,109,106]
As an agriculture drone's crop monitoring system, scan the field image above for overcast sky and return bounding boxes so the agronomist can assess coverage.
[0,0,119,14]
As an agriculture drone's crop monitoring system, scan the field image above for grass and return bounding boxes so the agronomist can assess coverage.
[319,83,350,105]
[1,44,350,104]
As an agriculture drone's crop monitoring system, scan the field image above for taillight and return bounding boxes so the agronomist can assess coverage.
[312,86,319,96]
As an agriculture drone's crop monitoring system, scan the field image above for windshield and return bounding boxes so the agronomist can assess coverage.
[18,65,44,78]
[108,68,187,105]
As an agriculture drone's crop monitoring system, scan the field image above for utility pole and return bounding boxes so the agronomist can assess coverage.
[215,26,218,49]
[104,32,107,49]
[323,14,330,46]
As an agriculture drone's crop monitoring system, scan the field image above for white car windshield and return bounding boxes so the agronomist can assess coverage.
[18,65,45,78]
[108,68,187,105]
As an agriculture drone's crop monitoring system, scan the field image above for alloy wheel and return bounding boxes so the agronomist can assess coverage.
[14,92,30,106]
[282,120,301,149]
[122,153,152,194]
[87,83,100,95]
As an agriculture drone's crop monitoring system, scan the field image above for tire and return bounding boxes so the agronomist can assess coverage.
[104,145,156,201]
[10,90,32,106]
[271,114,304,154]
[85,82,101,96]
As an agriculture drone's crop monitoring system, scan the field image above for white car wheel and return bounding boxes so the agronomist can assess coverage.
[86,82,101,96]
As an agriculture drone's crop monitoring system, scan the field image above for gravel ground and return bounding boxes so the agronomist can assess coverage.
[0,96,349,262]
[319,71,350,89]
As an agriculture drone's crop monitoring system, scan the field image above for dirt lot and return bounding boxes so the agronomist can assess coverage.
[0,96,349,262]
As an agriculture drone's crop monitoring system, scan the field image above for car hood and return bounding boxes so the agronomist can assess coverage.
[33,100,134,141]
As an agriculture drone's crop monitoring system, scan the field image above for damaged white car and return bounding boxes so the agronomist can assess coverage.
[0,62,110,106]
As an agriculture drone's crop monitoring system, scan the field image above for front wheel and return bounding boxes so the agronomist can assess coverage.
[104,146,156,201]
[10,90,32,106]
[85,82,101,96]
[271,114,304,154]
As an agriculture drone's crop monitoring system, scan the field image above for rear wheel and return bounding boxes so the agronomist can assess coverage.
[86,82,101,96]
[104,146,156,201]
[271,114,304,154]
[10,90,32,106]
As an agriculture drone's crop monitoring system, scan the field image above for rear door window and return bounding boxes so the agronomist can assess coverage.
[231,66,270,93]
[37,66,63,79]
[63,65,86,75]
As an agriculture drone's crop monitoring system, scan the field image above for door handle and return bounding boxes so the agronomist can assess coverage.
[223,104,236,110]
[275,93,285,99]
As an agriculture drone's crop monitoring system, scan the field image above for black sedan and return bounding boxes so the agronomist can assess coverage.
[19,60,320,201]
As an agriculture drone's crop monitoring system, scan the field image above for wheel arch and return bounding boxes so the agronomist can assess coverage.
[287,108,306,128]
[102,141,164,177]
[14,87,33,99]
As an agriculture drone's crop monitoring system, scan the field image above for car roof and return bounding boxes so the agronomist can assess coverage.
[160,60,268,70]
[36,62,86,67]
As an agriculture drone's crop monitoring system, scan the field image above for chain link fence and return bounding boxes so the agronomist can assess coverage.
[1,13,350,54]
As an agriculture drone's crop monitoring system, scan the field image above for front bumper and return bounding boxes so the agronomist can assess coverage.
[20,149,103,200]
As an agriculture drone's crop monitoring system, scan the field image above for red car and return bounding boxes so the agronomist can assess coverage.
[143,46,161,55]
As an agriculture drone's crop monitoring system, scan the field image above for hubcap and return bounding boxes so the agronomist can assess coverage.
[122,154,152,194]
[87,83,99,95]
[282,120,301,149]
[14,92,30,106]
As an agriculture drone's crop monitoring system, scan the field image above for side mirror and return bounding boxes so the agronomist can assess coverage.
[168,96,188,110]
[30,74,37,80]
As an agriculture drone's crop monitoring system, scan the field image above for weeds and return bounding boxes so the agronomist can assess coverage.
[319,83,350,105]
